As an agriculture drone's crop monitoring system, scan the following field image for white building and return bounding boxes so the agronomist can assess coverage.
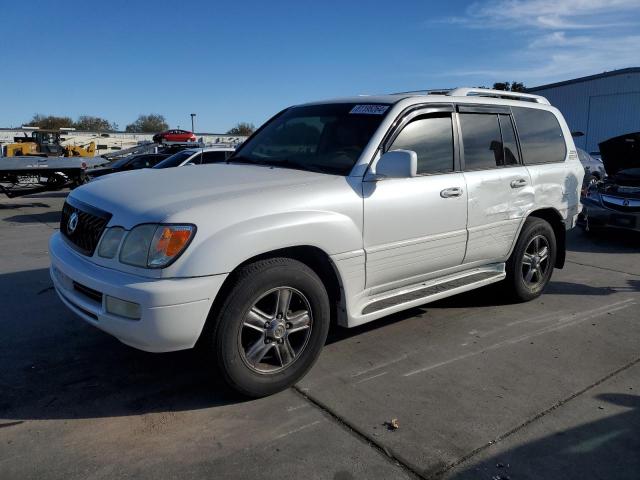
[527,67,640,154]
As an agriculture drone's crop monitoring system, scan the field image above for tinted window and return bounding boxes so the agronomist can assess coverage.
[389,115,454,174]
[202,151,230,164]
[512,107,566,164]
[232,103,389,175]
[499,114,520,165]
[130,157,150,168]
[460,114,503,169]
[153,150,198,169]
[148,155,168,166]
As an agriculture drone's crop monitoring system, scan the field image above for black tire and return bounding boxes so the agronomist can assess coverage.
[207,258,330,397]
[504,217,556,302]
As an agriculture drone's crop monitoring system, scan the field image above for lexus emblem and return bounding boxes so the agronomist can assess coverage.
[67,212,79,234]
[623,198,630,207]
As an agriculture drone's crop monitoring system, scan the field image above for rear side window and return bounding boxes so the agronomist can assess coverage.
[148,155,167,166]
[459,114,504,170]
[512,107,566,164]
[202,151,230,164]
[389,114,454,174]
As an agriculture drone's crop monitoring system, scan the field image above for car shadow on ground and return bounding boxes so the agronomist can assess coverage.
[21,190,70,199]
[1,265,441,421]
[567,228,640,254]
[0,268,249,422]
[448,393,640,480]
[0,202,50,209]
[545,279,640,296]
[2,211,62,224]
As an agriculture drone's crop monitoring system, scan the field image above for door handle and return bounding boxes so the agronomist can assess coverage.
[440,187,463,198]
[510,178,527,188]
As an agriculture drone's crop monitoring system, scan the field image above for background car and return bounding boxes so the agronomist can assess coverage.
[578,132,640,232]
[153,146,235,169]
[87,153,170,179]
[152,129,197,143]
[578,148,606,190]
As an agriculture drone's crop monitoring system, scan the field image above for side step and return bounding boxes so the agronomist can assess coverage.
[362,270,504,315]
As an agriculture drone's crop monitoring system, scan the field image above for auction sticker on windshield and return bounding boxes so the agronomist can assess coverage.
[350,104,389,115]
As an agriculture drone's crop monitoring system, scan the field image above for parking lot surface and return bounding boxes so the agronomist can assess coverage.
[1,191,638,480]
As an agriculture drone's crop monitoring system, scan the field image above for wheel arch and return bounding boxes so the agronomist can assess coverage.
[527,208,566,268]
[199,245,346,348]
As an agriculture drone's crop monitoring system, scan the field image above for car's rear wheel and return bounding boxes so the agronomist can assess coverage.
[208,258,330,397]
[504,217,556,302]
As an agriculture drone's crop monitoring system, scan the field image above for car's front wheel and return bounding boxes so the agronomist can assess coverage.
[505,217,556,302]
[208,258,330,397]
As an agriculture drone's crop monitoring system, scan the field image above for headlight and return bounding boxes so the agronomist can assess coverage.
[119,224,195,268]
[98,227,125,258]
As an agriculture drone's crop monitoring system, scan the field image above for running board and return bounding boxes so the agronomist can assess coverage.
[361,269,505,315]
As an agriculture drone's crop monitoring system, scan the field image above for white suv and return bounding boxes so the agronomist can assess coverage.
[49,88,583,396]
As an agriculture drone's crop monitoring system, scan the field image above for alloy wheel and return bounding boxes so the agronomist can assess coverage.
[238,287,313,374]
[521,235,551,288]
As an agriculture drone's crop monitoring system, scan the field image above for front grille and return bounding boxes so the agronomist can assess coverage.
[602,197,640,213]
[73,281,103,304]
[60,199,112,256]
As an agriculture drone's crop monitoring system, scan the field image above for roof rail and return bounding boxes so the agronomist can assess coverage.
[390,88,453,96]
[447,87,550,105]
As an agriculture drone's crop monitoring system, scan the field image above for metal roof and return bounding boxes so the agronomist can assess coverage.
[527,67,640,92]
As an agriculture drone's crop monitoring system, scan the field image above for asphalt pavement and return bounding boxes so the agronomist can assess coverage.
[1,190,638,480]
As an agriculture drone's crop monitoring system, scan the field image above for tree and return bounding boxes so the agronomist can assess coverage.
[74,115,117,132]
[227,122,255,136]
[125,114,169,133]
[25,114,74,130]
[492,81,527,92]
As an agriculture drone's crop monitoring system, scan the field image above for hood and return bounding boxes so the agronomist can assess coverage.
[70,163,332,227]
[599,132,640,176]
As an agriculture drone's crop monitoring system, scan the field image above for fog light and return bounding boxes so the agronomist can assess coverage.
[105,295,141,320]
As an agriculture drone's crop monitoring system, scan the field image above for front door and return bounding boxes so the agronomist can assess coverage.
[363,109,468,290]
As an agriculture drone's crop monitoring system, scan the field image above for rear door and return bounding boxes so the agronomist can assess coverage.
[202,150,232,164]
[457,105,534,264]
[363,106,468,289]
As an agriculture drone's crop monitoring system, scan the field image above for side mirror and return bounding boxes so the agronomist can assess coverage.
[367,149,417,180]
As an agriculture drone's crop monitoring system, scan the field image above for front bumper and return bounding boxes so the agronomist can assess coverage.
[49,232,227,352]
[580,197,640,232]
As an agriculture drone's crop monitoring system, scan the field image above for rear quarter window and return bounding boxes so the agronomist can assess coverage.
[512,107,566,165]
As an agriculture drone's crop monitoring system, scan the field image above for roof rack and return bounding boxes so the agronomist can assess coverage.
[390,88,452,96]
[447,87,550,105]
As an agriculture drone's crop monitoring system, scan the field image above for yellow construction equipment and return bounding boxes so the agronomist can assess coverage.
[4,130,96,157]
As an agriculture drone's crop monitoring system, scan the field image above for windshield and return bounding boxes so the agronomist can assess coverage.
[230,103,390,175]
[154,150,197,169]
[109,155,136,169]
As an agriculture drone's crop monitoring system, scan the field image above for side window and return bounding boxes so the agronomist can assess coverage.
[499,114,520,165]
[459,113,503,169]
[131,158,149,168]
[188,152,202,165]
[389,114,454,174]
[202,151,229,164]
[148,155,165,166]
[512,107,566,164]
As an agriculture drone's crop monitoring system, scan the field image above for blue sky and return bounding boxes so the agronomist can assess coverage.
[2,0,639,132]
